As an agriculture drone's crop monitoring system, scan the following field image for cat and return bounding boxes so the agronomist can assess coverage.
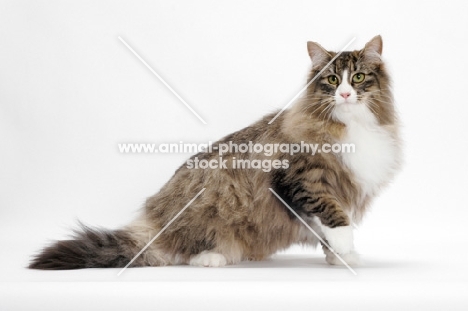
[29,35,401,269]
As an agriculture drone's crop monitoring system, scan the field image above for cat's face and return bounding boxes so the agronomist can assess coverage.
[306,36,394,126]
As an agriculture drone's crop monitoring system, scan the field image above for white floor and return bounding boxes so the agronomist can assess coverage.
[2,226,468,311]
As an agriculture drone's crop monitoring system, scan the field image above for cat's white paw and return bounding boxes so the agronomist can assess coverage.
[321,225,354,254]
[189,252,227,267]
[325,250,361,266]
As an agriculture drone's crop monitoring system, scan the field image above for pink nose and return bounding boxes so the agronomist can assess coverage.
[340,92,351,99]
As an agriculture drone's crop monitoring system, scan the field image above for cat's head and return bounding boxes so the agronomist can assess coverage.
[304,36,395,126]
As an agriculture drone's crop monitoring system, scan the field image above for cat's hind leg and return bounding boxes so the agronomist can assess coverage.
[189,250,227,267]
[188,239,244,267]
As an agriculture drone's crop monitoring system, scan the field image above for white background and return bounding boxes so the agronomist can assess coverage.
[1,0,468,310]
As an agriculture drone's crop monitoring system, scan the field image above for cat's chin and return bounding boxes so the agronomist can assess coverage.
[332,102,376,125]
[335,101,360,107]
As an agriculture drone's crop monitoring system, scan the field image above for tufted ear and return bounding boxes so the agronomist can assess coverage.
[307,41,331,68]
[363,35,383,61]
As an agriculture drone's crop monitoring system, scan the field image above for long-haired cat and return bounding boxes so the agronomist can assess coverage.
[29,35,401,269]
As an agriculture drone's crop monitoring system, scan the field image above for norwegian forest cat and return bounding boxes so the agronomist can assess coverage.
[29,35,401,270]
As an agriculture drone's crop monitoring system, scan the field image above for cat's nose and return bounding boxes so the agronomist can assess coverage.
[340,92,351,99]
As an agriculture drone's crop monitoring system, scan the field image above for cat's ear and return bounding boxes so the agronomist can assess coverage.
[307,41,331,68]
[363,35,383,61]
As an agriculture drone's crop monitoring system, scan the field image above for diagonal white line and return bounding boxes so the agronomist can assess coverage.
[117,188,206,276]
[118,36,207,125]
[268,188,357,275]
[268,37,356,124]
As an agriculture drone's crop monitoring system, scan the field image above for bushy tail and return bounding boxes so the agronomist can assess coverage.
[29,224,142,270]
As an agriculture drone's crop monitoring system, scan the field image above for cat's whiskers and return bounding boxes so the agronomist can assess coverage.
[313,103,335,121]
[307,98,334,119]
[307,103,327,119]
[298,102,319,116]
[358,90,393,102]
[317,101,334,120]
[357,93,393,106]
[365,101,381,118]
[370,97,394,106]
[363,90,381,95]
[323,104,336,128]
[317,100,336,125]
[371,92,393,101]
[298,96,326,111]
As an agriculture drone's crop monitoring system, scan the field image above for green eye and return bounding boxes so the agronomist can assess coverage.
[352,73,365,83]
[328,75,339,85]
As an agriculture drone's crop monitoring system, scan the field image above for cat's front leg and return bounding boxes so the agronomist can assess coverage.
[306,198,354,255]
[285,188,354,255]
[273,168,355,257]
[321,242,361,266]
[316,213,354,255]
[308,201,361,265]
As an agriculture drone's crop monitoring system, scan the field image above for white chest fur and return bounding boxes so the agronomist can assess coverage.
[336,106,400,200]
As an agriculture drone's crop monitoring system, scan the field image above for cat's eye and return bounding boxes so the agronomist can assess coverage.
[352,73,365,83]
[327,75,339,85]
